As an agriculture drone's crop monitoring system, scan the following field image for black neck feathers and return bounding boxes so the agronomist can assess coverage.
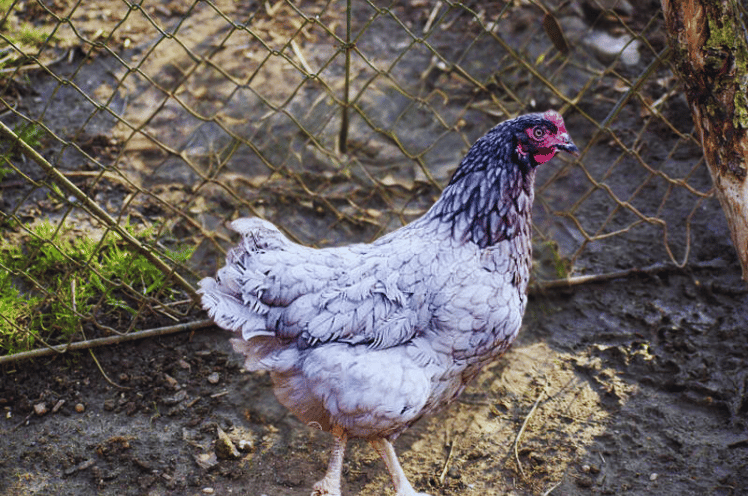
[423,125,537,248]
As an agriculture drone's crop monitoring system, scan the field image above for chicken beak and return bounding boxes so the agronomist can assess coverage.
[555,134,580,157]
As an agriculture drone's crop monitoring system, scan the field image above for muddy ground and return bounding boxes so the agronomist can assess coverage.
[2,257,748,496]
[2,0,748,495]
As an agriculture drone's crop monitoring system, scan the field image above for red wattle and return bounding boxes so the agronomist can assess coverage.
[533,149,556,164]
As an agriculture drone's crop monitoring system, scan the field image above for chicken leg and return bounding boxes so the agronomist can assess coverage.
[311,427,347,496]
[369,437,432,496]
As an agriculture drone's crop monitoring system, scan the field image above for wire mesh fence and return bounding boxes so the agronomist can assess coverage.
[0,0,717,358]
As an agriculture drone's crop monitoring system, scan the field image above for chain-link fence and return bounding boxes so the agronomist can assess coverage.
[0,0,716,358]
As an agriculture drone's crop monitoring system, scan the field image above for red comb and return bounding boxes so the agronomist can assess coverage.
[543,110,567,133]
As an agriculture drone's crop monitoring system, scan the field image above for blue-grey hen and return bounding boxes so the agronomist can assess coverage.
[199,111,578,496]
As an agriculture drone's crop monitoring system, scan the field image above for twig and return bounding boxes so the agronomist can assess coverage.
[0,319,215,365]
[10,411,34,432]
[60,170,137,190]
[530,258,727,293]
[423,1,442,34]
[290,39,313,75]
[542,480,563,495]
[728,439,748,449]
[0,49,72,74]
[339,0,352,153]
[438,439,455,485]
[513,386,545,479]
[88,347,131,389]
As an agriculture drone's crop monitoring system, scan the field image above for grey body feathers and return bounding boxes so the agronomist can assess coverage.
[198,113,568,440]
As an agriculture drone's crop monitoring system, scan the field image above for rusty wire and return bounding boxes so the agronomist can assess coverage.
[0,0,714,357]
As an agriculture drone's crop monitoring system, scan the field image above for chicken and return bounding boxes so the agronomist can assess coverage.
[199,111,578,496]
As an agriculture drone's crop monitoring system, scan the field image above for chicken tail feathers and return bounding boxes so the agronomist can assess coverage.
[198,277,273,339]
[199,217,291,337]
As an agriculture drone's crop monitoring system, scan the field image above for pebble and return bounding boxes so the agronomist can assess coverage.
[64,458,95,475]
[202,488,215,494]
[34,403,48,416]
[207,372,220,385]
[163,390,188,406]
[75,403,86,413]
[582,0,633,17]
[237,438,254,452]
[576,476,593,488]
[163,374,179,388]
[584,30,641,66]
[215,426,241,459]
[194,452,218,470]
[650,473,658,481]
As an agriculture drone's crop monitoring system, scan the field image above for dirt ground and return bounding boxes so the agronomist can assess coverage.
[2,1,748,495]
[2,259,748,496]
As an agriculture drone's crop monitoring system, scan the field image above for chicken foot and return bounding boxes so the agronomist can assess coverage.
[370,437,432,496]
[311,427,347,496]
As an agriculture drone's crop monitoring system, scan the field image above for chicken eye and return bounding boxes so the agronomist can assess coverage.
[532,127,545,139]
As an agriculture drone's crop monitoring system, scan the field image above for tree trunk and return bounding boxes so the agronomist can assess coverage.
[661,0,748,279]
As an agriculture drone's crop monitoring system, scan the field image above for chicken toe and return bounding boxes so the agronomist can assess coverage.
[369,437,431,496]
[311,428,347,496]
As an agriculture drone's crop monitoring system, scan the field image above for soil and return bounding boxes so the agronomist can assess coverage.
[2,1,748,495]
[2,264,747,496]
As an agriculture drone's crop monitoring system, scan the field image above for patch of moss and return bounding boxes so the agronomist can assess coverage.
[706,6,748,129]
[0,0,56,72]
[0,122,43,180]
[0,220,194,355]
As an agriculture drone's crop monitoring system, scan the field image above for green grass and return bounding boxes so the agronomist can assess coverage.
[16,22,50,46]
[0,0,56,73]
[0,121,43,180]
[533,240,571,281]
[0,220,194,355]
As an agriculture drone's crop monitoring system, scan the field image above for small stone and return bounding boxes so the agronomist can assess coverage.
[178,359,191,370]
[215,426,240,460]
[650,473,658,481]
[163,374,179,389]
[237,438,254,452]
[584,30,641,66]
[202,488,215,494]
[194,452,218,470]
[75,403,86,413]
[64,458,96,475]
[576,476,593,488]
[163,390,188,406]
[103,399,116,411]
[34,403,48,416]
[207,372,220,385]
